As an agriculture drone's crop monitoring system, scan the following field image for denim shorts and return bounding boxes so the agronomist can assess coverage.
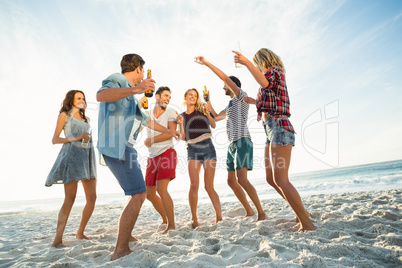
[187,139,217,163]
[263,117,295,146]
[103,145,146,196]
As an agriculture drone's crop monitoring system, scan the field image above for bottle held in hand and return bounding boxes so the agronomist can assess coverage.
[143,96,149,109]
[81,127,91,148]
[235,41,242,68]
[145,69,153,97]
[204,85,209,102]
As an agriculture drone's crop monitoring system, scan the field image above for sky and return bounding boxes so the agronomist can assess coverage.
[0,0,401,202]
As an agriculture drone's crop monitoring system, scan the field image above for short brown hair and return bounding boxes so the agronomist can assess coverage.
[120,54,145,74]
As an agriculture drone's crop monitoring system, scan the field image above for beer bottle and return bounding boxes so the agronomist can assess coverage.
[235,41,242,68]
[145,69,153,97]
[143,97,148,109]
[204,85,209,102]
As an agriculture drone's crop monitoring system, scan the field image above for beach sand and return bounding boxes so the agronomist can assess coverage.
[0,189,401,267]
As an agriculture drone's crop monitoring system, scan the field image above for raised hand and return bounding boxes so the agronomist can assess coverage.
[205,102,213,113]
[135,78,156,95]
[194,56,207,65]
[232,50,249,66]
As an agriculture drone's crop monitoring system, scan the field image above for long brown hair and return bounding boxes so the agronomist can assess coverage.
[253,48,285,74]
[59,90,88,122]
[183,88,203,113]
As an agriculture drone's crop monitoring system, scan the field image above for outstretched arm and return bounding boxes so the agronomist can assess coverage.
[205,102,226,122]
[194,56,240,97]
[232,51,269,89]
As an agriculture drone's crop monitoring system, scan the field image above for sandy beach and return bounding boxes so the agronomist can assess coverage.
[0,189,401,267]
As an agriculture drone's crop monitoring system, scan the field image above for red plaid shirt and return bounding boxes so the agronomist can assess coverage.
[256,66,295,133]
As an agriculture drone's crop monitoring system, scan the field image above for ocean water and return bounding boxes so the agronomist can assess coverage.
[1,160,401,214]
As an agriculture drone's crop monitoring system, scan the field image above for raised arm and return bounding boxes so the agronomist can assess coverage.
[232,51,269,89]
[96,78,156,103]
[194,56,240,97]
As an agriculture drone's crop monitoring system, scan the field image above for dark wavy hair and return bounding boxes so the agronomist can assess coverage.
[156,86,171,96]
[59,90,88,122]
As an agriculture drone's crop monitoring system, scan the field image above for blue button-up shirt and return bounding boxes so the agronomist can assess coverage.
[97,73,150,165]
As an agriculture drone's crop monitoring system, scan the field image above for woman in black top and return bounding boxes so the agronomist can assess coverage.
[177,88,222,228]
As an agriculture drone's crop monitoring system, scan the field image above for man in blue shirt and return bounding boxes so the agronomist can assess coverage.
[97,53,180,261]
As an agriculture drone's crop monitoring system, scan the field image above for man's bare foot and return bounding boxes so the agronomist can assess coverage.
[129,235,138,242]
[257,213,268,221]
[161,225,175,234]
[52,242,66,248]
[76,234,91,240]
[216,216,223,223]
[191,220,200,229]
[111,249,133,261]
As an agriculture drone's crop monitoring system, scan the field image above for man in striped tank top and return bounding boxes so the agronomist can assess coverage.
[194,56,267,221]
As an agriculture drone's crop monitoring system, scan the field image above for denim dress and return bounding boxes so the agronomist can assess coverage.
[45,115,97,186]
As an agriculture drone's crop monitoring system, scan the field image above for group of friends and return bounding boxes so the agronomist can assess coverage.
[45,48,317,261]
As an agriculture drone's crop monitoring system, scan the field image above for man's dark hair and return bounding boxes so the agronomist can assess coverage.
[229,76,241,88]
[156,86,171,96]
[120,54,145,74]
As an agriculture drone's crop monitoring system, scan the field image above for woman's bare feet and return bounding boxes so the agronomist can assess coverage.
[161,225,175,234]
[111,249,133,261]
[298,223,317,232]
[76,234,90,240]
[191,220,200,229]
[52,242,66,248]
[129,235,138,242]
[257,212,268,221]
[243,211,255,218]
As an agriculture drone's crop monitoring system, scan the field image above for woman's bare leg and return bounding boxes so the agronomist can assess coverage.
[52,181,78,247]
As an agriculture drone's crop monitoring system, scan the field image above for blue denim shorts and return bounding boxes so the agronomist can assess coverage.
[187,139,217,163]
[263,117,295,146]
[103,145,146,196]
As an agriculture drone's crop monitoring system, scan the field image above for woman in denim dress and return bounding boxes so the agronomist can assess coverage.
[46,90,97,247]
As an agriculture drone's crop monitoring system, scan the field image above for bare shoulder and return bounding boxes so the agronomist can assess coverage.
[58,112,68,121]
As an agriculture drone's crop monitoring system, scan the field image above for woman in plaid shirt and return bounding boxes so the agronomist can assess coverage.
[233,48,316,231]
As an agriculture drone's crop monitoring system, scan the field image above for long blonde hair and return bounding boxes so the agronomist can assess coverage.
[183,88,203,112]
[253,48,285,74]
